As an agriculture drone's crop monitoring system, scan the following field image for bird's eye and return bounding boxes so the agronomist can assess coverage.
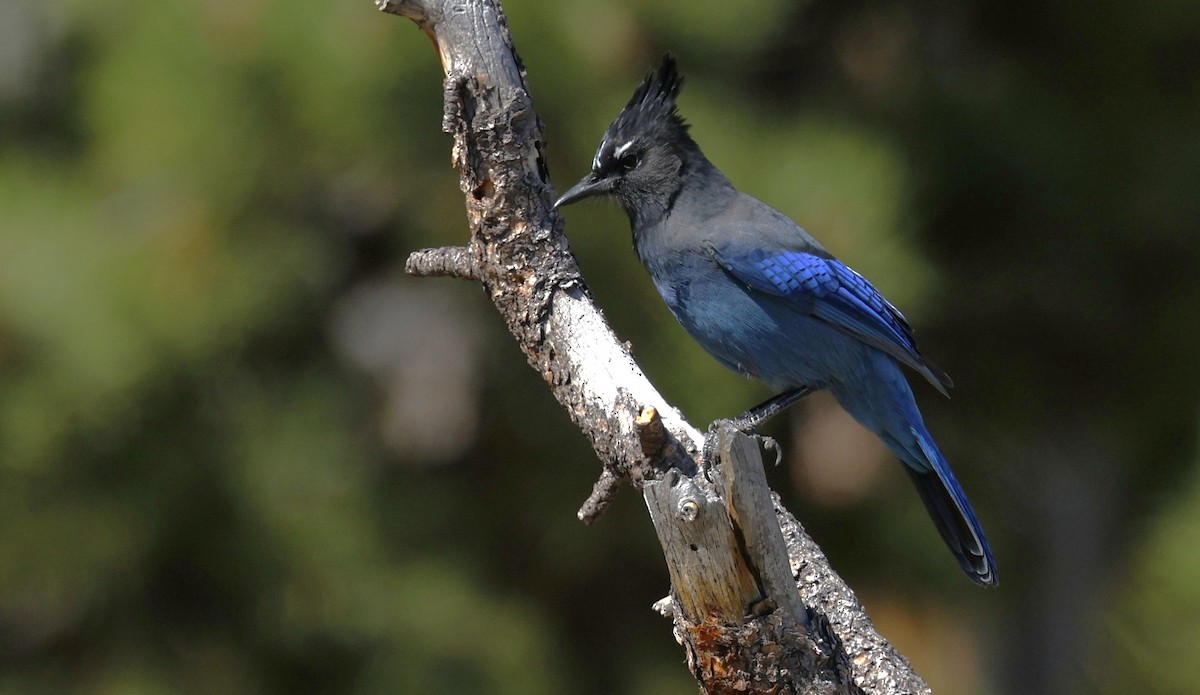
[618,152,640,171]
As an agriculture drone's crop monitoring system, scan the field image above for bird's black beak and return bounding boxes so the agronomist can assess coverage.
[554,172,612,209]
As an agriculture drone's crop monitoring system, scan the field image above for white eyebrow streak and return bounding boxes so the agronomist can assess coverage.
[592,136,610,170]
[613,141,634,158]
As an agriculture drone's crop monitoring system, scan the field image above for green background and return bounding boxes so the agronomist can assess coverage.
[1,0,1198,692]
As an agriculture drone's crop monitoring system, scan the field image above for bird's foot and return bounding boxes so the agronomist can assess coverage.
[703,421,785,466]
[702,387,813,465]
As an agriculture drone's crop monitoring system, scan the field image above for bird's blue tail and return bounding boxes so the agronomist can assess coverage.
[903,427,997,586]
[835,362,998,586]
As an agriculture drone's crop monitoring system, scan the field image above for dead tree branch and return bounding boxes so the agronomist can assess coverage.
[378,1,930,692]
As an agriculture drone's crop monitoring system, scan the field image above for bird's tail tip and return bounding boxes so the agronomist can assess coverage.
[907,430,999,587]
[965,549,1000,587]
[909,465,999,587]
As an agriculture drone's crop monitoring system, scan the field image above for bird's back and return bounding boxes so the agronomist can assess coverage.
[704,191,830,257]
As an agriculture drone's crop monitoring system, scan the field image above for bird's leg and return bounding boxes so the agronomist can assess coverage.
[729,386,813,432]
[702,386,813,464]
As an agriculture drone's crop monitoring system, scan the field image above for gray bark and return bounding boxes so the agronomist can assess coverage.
[381,0,931,692]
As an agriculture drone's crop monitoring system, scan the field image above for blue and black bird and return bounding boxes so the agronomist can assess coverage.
[555,56,996,586]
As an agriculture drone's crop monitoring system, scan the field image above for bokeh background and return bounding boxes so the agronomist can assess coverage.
[2,0,1199,692]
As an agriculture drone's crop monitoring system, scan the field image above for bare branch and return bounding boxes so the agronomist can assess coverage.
[405,246,480,280]
[577,468,620,525]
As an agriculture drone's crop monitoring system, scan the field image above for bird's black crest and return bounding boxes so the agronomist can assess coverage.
[592,55,691,171]
[616,54,687,134]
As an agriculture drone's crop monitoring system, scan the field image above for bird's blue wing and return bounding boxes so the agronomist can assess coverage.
[709,244,953,395]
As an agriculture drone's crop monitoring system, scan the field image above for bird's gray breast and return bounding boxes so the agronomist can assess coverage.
[638,238,768,378]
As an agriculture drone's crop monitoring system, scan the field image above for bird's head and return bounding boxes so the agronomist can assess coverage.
[555,55,695,221]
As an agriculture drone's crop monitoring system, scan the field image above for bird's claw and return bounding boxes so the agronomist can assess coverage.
[703,420,783,467]
[703,417,760,464]
[760,435,783,466]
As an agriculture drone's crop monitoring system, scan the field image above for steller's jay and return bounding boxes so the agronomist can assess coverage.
[555,55,996,586]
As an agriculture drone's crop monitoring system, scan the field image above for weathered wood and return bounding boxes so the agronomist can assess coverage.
[718,427,808,625]
[645,467,761,623]
[380,0,932,692]
[648,426,864,694]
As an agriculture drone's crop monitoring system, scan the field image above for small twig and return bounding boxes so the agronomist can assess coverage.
[635,406,667,460]
[577,468,621,524]
[652,595,675,618]
[579,404,695,524]
[578,405,665,524]
[405,246,481,280]
[376,0,424,20]
[636,405,699,477]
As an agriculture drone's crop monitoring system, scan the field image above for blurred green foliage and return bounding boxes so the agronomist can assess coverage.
[0,0,1197,693]
[1101,435,1200,695]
